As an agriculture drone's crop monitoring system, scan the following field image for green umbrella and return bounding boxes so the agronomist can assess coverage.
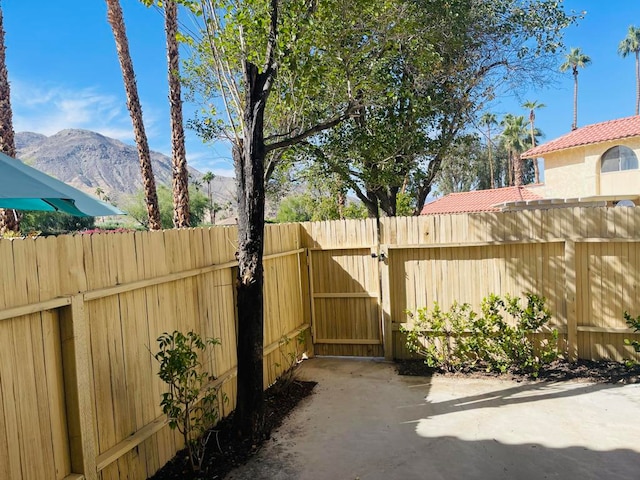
[0,152,123,217]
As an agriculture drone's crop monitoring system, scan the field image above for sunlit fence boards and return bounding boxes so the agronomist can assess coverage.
[1,207,639,480]
[0,225,309,480]
[301,207,640,362]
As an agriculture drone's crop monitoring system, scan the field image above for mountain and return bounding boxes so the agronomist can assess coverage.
[15,129,236,208]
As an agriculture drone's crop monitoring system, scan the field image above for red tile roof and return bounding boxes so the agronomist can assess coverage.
[521,115,640,158]
[420,186,543,215]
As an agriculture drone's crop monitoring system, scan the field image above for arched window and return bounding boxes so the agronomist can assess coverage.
[601,146,638,173]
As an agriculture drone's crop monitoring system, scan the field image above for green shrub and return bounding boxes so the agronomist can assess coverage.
[624,311,640,353]
[154,330,225,472]
[402,293,560,377]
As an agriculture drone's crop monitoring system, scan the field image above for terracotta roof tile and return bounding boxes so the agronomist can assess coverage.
[420,186,543,215]
[521,115,640,158]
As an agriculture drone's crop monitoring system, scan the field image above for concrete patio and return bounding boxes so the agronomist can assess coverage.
[227,357,640,480]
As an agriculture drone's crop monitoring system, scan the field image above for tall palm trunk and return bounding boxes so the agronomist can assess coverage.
[572,69,578,130]
[508,151,514,186]
[636,50,640,116]
[487,125,495,189]
[165,0,190,228]
[513,151,523,186]
[0,5,19,234]
[105,0,161,230]
[529,113,540,183]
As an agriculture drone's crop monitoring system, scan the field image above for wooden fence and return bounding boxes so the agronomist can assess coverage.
[0,224,309,480]
[1,206,639,480]
[301,207,640,362]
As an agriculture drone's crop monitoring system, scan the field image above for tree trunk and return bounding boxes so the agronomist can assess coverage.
[487,127,495,189]
[508,151,514,186]
[234,62,268,441]
[165,0,190,228]
[636,50,640,115]
[572,69,578,130]
[0,5,19,234]
[513,154,523,186]
[529,112,540,184]
[106,0,161,230]
[364,190,379,219]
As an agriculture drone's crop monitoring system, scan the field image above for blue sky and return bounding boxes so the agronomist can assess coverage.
[3,0,640,179]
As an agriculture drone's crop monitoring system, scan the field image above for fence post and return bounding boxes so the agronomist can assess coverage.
[61,294,97,480]
[564,240,578,361]
[379,245,393,361]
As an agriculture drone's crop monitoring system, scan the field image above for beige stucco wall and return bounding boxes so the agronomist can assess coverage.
[534,138,640,198]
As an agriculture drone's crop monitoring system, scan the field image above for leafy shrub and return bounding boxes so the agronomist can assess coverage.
[624,311,640,354]
[402,293,560,377]
[154,330,225,472]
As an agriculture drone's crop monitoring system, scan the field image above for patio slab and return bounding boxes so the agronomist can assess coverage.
[226,357,640,480]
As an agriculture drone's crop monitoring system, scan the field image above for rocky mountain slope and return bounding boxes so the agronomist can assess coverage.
[15,129,236,208]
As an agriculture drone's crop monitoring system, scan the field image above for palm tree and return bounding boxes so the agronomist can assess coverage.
[560,47,591,131]
[479,112,498,189]
[618,26,640,115]
[0,5,19,234]
[522,100,545,183]
[105,0,162,230]
[164,0,190,228]
[501,114,528,186]
[202,171,215,222]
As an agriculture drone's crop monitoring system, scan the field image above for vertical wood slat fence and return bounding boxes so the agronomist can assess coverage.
[301,207,640,363]
[1,206,639,480]
[0,224,309,480]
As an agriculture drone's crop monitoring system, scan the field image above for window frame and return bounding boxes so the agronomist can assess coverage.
[600,145,639,174]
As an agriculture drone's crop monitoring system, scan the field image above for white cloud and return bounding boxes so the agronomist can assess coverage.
[186,149,234,178]
[10,79,235,178]
[10,80,160,145]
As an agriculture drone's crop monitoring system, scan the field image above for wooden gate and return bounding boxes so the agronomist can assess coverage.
[307,247,383,356]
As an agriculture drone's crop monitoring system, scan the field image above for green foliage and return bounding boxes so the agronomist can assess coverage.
[154,330,225,472]
[123,185,208,229]
[286,0,579,215]
[402,293,560,377]
[624,311,640,354]
[275,195,314,223]
[274,193,367,223]
[19,211,95,236]
[394,193,415,217]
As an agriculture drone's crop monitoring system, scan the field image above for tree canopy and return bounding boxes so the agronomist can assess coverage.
[268,0,579,216]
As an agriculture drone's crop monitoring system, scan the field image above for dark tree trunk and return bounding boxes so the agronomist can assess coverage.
[234,61,268,441]
[364,190,379,219]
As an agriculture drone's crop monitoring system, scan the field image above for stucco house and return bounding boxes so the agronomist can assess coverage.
[521,115,640,204]
[421,116,640,215]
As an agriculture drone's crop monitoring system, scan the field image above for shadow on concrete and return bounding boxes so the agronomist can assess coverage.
[400,378,622,418]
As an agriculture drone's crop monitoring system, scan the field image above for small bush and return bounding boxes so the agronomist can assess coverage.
[154,330,225,472]
[402,293,560,377]
[273,331,308,392]
[624,311,640,354]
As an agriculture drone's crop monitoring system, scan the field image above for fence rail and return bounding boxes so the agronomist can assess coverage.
[1,206,639,480]
[0,224,309,480]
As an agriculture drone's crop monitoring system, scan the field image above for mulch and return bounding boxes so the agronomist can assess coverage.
[148,379,316,480]
[396,359,640,384]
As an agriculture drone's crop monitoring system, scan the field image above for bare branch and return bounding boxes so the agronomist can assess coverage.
[265,103,360,153]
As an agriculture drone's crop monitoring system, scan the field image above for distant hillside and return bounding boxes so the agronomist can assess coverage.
[15,129,236,208]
